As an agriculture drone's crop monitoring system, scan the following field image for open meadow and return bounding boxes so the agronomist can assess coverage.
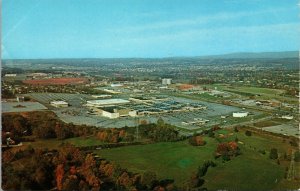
[94,128,299,189]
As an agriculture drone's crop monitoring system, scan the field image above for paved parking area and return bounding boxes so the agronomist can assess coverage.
[24,93,252,131]
[263,124,299,137]
[27,93,93,107]
[2,102,48,113]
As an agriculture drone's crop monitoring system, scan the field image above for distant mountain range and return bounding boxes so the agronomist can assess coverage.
[2,51,299,61]
[198,51,299,59]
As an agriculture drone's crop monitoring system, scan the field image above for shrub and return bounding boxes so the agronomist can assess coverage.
[289,138,299,147]
[234,126,239,132]
[245,130,252,136]
[294,151,300,162]
[215,141,240,161]
[189,136,206,146]
[269,148,278,159]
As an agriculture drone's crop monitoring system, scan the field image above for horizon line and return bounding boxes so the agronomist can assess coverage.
[2,50,298,60]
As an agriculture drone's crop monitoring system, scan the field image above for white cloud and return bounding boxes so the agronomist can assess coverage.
[117,22,300,46]
[108,7,293,33]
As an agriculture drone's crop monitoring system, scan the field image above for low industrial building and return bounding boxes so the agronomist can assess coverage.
[281,115,293,120]
[233,111,248,118]
[162,78,172,85]
[50,101,69,108]
[90,106,137,119]
[92,95,112,99]
[4,74,17,77]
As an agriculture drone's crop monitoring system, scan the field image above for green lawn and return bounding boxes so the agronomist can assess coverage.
[95,138,217,186]
[233,86,284,95]
[206,84,298,104]
[196,93,220,101]
[224,86,299,104]
[204,148,285,191]
[95,132,293,189]
[216,128,291,154]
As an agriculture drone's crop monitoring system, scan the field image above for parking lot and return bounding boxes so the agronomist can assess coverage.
[53,98,244,130]
[263,123,299,137]
[2,102,48,113]
[24,93,257,131]
[27,93,94,107]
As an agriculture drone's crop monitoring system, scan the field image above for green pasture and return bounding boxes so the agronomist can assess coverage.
[95,130,294,189]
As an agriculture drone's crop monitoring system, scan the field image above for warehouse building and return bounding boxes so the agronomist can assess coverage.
[162,78,172,85]
[90,106,137,119]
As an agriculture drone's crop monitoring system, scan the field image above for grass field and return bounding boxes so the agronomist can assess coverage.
[204,148,285,191]
[217,128,291,154]
[195,93,220,101]
[232,86,284,95]
[11,128,298,190]
[94,129,296,189]
[209,84,298,104]
[95,138,217,186]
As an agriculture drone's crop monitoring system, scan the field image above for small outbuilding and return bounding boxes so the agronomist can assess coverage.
[233,111,248,118]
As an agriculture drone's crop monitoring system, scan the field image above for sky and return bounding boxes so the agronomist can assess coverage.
[2,0,300,59]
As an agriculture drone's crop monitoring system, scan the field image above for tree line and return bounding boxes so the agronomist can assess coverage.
[2,144,178,191]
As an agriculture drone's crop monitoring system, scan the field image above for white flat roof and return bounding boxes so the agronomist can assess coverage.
[92,94,112,97]
[87,99,130,105]
[51,101,68,105]
[233,111,248,114]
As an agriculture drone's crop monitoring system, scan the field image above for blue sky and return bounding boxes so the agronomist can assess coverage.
[2,0,299,59]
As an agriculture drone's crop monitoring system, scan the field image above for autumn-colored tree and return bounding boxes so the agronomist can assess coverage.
[55,164,64,190]
[140,119,148,125]
[117,171,133,188]
[215,142,240,160]
[99,161,115,177]
[34,166,47,186]
[131,174,141,187]
[80,154,100,190]
[111,134,119,143]
[216,143,230,155]
[97,131,108,142]
[79,180,90,191]
[165,182,175,191]
[70,166,77,175]
[54,143,84,165]
[212,125,221,131]
[54,122,69,140]
[2,150,15,164]
[153,186,165,191]
[189,136,206,146]
[228,141,238,150]
[119,129,127,138]
[62,175,79,191]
